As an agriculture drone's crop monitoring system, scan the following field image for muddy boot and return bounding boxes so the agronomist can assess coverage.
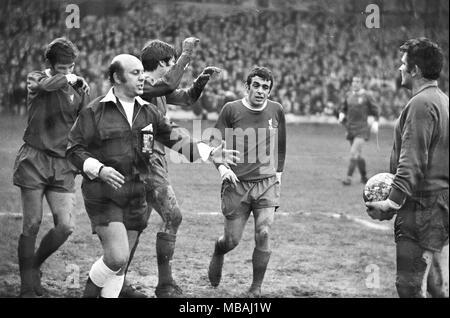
[18,234,37,298]
[83,277,102,298]
[247,248,271,298]
[154,232,183,298]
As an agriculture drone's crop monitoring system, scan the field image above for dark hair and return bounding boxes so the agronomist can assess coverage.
[44,37,78,66]
[108,60,125,85]
[399,37,443,80]
[246,66,274,90]
[141,40,177,71]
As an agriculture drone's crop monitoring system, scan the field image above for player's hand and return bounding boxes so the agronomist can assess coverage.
[210,141,240,166]
[182,37,200,56]
[98,166,125,190]
[76,76,90,95]
[219,165,239,186]
[66,74,78,85]
[276,172,282,184]
[365,200,398,221]
[202,66,222,76]
[371,121,379,134]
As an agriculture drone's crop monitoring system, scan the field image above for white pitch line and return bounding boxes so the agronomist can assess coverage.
[1,211,390,232]
[196,211,391,232]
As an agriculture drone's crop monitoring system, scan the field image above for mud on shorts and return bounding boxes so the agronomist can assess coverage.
[221,175,280,220]
[13,143,76,193]
[82,176,150,234]
[394,189,449,252]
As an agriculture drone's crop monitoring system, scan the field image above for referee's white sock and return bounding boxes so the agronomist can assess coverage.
[100,274,125,298]
[89,256,119,288]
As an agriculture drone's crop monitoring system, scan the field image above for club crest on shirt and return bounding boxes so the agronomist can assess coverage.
[268,118,274,130]
[69,94,74,103]
[358,97,364,104]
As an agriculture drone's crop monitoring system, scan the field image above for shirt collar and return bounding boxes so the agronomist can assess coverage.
[413,81,438,96]
[100,87,150,106]
[242,97,268,112]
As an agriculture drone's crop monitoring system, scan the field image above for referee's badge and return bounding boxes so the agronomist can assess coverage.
[69,94,74,103]
[141,123,154,155]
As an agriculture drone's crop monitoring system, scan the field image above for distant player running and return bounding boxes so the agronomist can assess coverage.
[13,37,89,297]
[208,66,286,297]
[339,76,380,185]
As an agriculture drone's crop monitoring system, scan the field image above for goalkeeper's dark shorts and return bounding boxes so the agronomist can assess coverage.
[221,175,280,220]
[394,189,449,252]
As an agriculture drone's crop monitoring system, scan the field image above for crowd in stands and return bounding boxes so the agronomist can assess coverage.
[1,0,448,120]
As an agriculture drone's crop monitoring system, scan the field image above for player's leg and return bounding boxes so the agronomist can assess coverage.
[208,213,251,287]
[343,137,357,185]
[18,188,44,298]
[247,207,275,297]
[84,222,129,298]
[354,137,368,183]
[209,180,251,287]
[427,244,449,298]
[395,239,430,297]
[32,191,75,295]
[151,185,184,297]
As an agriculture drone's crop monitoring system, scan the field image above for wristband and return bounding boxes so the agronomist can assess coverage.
[98,165,105,177]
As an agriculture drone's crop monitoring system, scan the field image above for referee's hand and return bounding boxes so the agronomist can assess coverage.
[99,166,125,190]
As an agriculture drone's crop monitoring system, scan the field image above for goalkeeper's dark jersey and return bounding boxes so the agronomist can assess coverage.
[215,98,286,181]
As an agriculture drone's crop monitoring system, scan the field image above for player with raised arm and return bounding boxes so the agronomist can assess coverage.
[66,54,238,298]
[207,66,286,297]
[13,37,89,297]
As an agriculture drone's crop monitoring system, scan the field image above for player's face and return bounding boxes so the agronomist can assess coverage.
[399,53,412,89]
[51,62,75,75]
[247,76,272,107]
[161,57,176,75]
[351,77,362,91]
[120,59,145,97]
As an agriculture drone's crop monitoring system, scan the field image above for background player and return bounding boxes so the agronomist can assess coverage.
[13,37,89,297]
[339,76,380,185]
[207,66,286,297]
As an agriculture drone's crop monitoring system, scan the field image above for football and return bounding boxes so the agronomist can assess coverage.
[363,173,395,202]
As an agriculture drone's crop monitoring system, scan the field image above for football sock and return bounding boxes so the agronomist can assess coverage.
[88,256,120,288]
[250,248,271,291]
[101,274,125,298]
[33,226,72,269]
[18,234,37,296]
[357,157,367,179]
[347,158,358,177]
[156,232,176,286]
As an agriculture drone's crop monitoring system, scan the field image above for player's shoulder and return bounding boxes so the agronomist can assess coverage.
[267,99,284,113]
[221,99,242,113]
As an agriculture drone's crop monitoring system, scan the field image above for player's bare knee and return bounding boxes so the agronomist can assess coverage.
[56,222,74,237]
[171,207,182,229]
[224,236,240,251]
[23,219,42,237]
[255,228,270,245]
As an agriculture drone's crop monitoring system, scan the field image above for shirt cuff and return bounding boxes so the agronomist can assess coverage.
[197,142,213,162]
[83,157,104,180]
[388,187,407,207]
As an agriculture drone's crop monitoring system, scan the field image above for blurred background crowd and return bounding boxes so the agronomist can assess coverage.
[1,0,448,120]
